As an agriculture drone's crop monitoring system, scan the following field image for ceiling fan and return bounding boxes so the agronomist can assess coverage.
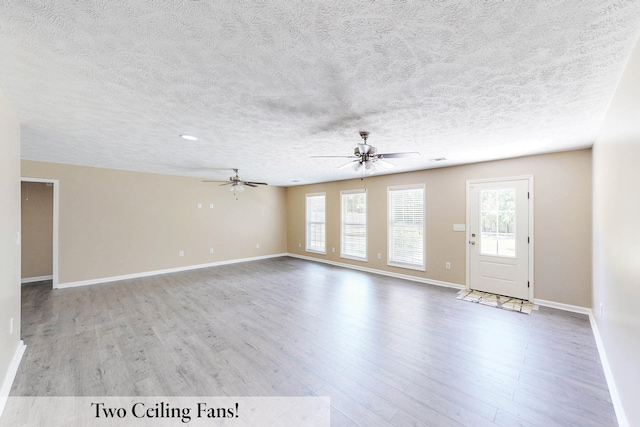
[312,131,420,174]
[203,169,267,192]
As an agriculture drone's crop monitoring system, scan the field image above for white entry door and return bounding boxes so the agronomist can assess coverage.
[468,178,531,300]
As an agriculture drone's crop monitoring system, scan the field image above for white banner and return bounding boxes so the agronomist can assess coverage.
[0,396,330,426]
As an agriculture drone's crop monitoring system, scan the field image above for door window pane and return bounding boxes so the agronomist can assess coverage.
[480,188,516,257]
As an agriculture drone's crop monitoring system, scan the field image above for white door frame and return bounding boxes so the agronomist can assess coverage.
[20,177,59,289]
[465,175,534,301]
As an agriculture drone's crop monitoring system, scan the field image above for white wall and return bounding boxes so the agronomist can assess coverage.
[592,37,640,426]
[0,88,22,407]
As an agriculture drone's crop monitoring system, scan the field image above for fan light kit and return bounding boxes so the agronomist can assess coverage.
[312,131,420,175]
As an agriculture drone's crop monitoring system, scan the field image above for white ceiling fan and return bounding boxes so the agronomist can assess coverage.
[312,131,420,175]
[203,169,268,192]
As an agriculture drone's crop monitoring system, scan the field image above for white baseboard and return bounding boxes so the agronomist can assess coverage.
[588,313,629,427]
[21,275,53,284]
[56,253,288,289]
[0,340,26,420]
[532,298,591,314]
[286,253,465,290]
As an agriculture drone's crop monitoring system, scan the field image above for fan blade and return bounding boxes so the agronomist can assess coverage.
[244,182,268,186]
[202,180,229,183]
[311,155,358,158]
[218,182,234,186]
[337,160,359,170]
[244,183,258,187]
[378,152,420,159]
[375,159,395,169]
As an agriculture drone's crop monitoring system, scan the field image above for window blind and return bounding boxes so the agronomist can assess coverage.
[306,193,326,253]
[341,191,367,259]
[388,186,424,268]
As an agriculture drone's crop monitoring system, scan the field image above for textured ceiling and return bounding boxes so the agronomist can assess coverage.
[1,1,639,186]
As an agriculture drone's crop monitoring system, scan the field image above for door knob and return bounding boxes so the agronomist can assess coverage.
[469,241,476,245]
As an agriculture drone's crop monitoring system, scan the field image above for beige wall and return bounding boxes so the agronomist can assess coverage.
[0,88,21,396]
[287,149,592,307]
[592,37,640,426]
[21,182,53,279]
[21,161,287,285]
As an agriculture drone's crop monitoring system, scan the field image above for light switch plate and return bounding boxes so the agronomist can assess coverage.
[453,224,466,231]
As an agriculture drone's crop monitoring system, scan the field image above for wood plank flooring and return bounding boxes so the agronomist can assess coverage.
[11,257,617,426]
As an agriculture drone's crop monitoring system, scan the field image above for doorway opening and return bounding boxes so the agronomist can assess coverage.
[20,177,60,289]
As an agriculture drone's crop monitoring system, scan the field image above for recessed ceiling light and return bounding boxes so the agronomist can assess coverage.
[180,134,198,141]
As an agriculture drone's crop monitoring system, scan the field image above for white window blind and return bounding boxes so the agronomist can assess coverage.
[341,190,367,260]
[388,185,424,269]
[306,193,326,253]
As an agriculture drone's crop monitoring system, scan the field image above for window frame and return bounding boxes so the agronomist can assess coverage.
[305,192,326,254]
[387,184,425,271]
[340,189,368,261]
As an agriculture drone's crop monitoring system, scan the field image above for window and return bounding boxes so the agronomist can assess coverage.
[305,193,326,253]
[388,185,425,270]
[480,188,516,257]
[341,190,367,260]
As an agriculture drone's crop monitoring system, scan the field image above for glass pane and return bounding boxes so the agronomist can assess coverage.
[481,233,498,255]
[498,233,515,257]
[498,189,515,211]
[480,188,516,257]
[481,190,496,212]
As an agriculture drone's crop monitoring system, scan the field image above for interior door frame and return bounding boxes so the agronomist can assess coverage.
[20,177,59,289]
[465,175,534,301]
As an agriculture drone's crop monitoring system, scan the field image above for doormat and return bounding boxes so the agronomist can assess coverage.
[456,289,536,315]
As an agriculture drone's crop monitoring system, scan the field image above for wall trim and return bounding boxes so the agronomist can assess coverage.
[56,253,288,289]
[0,341,26,420]
[533,298,591,314]
[588,313,629,427]
[21,275,53,284]
[287,253,465,290]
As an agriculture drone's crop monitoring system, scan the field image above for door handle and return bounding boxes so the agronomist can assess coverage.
[469,241,476,245]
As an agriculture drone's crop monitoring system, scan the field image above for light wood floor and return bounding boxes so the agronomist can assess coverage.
[12,257,617,426]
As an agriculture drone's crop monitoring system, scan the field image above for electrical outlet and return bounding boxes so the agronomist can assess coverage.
[332,247,335,253]
[209,248,214,254]
[209,203,214,208]
[377,253,381,260]
[197,203,202,208]
[445,262,451,270]
[298,243,302,248]
[179,250,184,257]
[9,318,13,334]
[256,243,260,249]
